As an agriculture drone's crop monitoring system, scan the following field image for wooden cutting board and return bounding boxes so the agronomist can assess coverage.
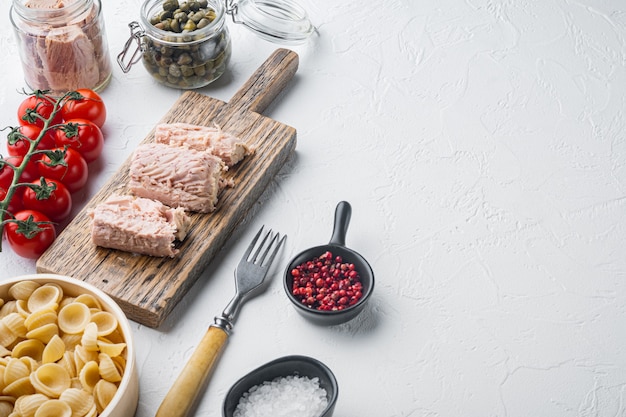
[36,48,298,328]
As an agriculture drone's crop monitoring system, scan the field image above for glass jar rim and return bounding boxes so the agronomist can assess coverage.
[229,0,315,44]
[11,0,96,25]
[140,0,227,44]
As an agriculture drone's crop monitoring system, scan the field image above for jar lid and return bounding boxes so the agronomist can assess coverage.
[228,0,315,44]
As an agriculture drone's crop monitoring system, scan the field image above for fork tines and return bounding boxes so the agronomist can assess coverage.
[245,226,286,268]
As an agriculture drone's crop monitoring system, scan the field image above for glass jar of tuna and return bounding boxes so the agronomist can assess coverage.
[10,0,112,94]
[121,0,231,89]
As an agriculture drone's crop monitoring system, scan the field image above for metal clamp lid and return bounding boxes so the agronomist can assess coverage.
[117,22,146,73]
[226,0,316,44]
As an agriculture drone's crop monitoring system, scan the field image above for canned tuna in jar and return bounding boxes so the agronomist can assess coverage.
[10,0,112,94]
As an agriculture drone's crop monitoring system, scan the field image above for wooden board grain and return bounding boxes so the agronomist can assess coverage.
[35,49,298,328]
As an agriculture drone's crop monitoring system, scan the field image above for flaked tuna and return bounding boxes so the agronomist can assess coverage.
[129,142,225,213]
[154,122,251,167]
[91,194,191,258]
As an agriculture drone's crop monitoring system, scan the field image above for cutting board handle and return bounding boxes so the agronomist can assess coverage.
[226,48,299,115]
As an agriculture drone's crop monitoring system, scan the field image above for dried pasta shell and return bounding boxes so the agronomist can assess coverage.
[19,357,39,375]
[2,313,26,339]
[57,303,91,334]
[103,329,124,344]
[93,379,117,413]
[78,361,100,393]
[0,322,17,348]
[70,377,82,389]
[84,402,98,417]
[57,351,76,379]
[89,311,118,337]
[41,335,65,364]
[27,285,62,313]
[24,309,57,332]
[58,296,75,309]
[26,323,59,345]
[111,355,126,376]
[30,363,70,398]
[60,333,82,351]
[14,393,48,417]
[3,375,35,397]
[15,299,30,317]
[98,353,122,383]
[96,341,126,358]
[11,339,45,362]
[32,399,72,417]
[73,346,97,375]
[4,358,30,384]
[81,323,99,352]
[0,346,10,358]
[0,400,12,417]
[8,281,40,302]
[0,301,17,318]
[74,294,101,311]
[59,387,95,417]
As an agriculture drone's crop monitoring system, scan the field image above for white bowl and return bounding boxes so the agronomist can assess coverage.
[0,273,139,417]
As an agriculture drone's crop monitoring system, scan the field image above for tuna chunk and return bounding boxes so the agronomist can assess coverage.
[91,194,191,258]
[129,142,225,213]
[154,122,251,167]
[36,25,100,92]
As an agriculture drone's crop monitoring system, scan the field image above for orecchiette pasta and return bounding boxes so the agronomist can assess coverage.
[0,281,127,417]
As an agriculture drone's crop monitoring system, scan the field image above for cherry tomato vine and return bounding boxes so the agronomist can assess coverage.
[1,89,106,257]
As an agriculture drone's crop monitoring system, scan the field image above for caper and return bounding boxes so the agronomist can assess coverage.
[183,20,196,31]
[179,2,189,12]
[194,65,206,76]
[173,11,187,22]
[177,53,193,65]
[172,18,183,32]
[197,17,211,29]
[162,0,179,12]
[197,0,208,8]
[168,63,182,77]
[180,65,195,77]
[191,11,204,23]
[160,46,174,57]
[154,20,171,31]
[158,10,173,20]
[188,1,199,11]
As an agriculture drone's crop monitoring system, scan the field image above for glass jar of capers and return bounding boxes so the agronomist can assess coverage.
[138,0,231,89]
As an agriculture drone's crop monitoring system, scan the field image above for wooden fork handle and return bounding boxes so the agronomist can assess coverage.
[155,326,229,417]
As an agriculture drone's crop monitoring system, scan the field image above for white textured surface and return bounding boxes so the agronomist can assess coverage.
[2,1,626,416]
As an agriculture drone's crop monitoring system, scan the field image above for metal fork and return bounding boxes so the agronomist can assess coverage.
[156,226,286,417]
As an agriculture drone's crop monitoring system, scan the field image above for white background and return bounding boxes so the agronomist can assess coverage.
[2,0,626,416]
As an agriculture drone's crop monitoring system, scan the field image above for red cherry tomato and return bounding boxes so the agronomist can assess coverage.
[38,148,88,193]
[55,118,104,163]
[61,89,107,128]
[2,155,39,184]
[0,160,15,191]
[7,125,57,159]
[0,187,23,220]
[17,93,63,129]
[4,209,56,259]
[22,178,72,222]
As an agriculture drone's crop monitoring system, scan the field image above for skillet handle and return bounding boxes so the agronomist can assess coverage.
[155,326,229,417]
[329,201,352,246]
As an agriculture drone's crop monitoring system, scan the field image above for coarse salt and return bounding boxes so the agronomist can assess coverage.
[234,375,328,417]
